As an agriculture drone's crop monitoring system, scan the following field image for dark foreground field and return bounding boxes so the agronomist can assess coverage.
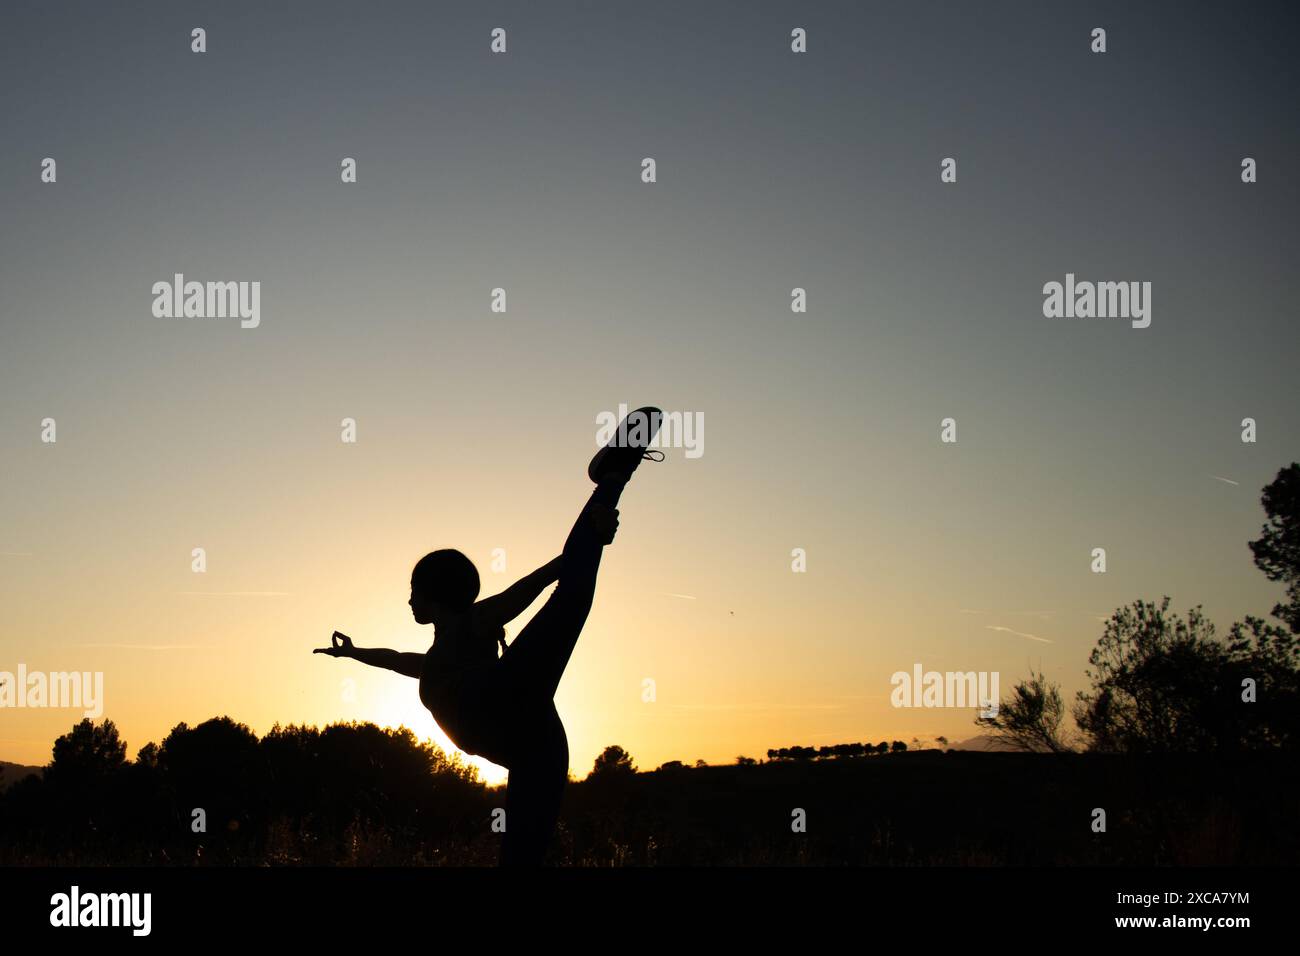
[2,720,1296,866]
[553,750,1300,866]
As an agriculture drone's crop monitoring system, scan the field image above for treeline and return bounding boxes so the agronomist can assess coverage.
[765,741,913,760]
[4,716,1298,865]
[0,718,495,865]
[0,720,933,865]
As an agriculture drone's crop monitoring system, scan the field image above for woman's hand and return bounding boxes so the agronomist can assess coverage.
[589,504,620,545]
[314,631,355,658]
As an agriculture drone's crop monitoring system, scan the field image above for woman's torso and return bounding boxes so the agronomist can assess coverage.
[417,609,504,742]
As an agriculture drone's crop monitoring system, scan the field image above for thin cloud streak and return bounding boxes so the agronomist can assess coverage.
[71,643,212,651]
[669,703,847,712]
[174,591,292,596]
[985,625,1053,644]
[960,608,1054,620]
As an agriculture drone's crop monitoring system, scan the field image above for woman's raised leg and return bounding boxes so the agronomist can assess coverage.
[497,405,662,700]
[498,474,627,701]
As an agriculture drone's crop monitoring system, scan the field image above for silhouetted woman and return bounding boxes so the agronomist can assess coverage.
[315,407,662,865]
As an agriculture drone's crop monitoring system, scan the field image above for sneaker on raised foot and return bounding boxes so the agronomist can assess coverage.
[587,406,664,484]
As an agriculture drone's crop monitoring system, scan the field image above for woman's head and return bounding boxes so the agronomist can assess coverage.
[409,549,480,625]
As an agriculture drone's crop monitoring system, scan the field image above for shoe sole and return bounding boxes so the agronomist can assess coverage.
[588,406,664,482]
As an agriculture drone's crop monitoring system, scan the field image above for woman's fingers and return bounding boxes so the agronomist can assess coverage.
[316,633,350,656]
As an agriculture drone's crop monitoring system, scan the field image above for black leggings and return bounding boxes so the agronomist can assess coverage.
[462,477,625,865]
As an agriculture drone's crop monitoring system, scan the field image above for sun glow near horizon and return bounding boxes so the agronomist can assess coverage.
[2,0,1297,792]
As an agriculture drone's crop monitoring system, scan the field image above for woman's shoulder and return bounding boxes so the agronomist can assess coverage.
[435,607,480,638]
[469,599,503,633]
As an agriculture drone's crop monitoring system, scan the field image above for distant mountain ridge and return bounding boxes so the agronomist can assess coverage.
[0,761,43,790]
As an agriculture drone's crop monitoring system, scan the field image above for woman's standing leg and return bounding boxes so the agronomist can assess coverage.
[493,478,621,865]
[500,701,569,866]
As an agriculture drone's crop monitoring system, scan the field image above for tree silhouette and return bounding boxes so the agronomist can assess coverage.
[158,716,265,850]
[588,745,636,779]
[976,669,1074,753]
[1225,616,1300,748]
[135,741,159,769]
[1249,463,1300,634]
[37,719,132,851]
[1071,598,1295,753]
[45,718,127,788]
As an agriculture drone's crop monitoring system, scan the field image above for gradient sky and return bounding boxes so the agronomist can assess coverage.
[2,1,1298,784]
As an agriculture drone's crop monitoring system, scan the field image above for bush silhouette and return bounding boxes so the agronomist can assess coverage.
[588,745,636,779]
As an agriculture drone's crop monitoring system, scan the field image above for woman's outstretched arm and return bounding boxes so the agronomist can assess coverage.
[314,631,424,678]
[476,556,564,628]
